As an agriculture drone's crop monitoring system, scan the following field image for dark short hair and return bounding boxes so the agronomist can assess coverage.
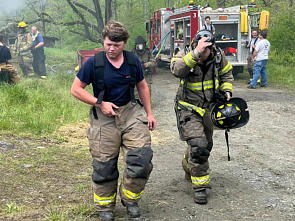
[205,16,211,20]
[0,35,3,42]
[102,21,129,42]
[260,30,267,38]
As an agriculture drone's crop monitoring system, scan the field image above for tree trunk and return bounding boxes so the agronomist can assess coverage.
[112,0,117,20]
[93,0,104,33]
[105,0,112,24]
[41,0,47,36]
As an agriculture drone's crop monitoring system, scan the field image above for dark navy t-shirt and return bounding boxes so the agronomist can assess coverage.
[77,51,144,106]
[0,45,12,63]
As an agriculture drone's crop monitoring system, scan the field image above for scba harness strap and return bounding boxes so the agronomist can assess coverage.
[92,50,138,119]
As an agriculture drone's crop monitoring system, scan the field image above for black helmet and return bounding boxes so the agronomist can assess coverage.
[229,97,250,129]
[204,97,249,130]
[193,30,215,45]
[135,36,146,44]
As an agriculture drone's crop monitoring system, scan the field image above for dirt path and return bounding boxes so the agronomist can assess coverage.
[134,68,295,220]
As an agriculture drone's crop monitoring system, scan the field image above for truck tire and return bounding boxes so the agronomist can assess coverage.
[232,66,244,76]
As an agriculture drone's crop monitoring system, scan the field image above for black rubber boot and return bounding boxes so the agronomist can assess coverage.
[99,211,114,221]
[122,200,141,218]
[194,189,208,204]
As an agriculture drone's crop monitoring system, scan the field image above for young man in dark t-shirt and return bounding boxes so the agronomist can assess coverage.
[76,52,144,106]
[71,21,156,221]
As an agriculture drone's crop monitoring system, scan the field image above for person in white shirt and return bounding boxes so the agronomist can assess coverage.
[248,31,270,88]
[202,16,215,35]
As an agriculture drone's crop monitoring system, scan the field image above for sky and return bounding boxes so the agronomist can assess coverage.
[0,0,25,14]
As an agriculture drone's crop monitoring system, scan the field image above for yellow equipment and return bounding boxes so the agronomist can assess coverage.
[240,11,248,34]
[18,21,27,28]
[259,10,270,30]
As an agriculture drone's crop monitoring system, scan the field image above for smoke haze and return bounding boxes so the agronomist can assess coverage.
[0,0,25,13]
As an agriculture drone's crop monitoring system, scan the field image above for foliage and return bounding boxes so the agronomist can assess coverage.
[268,5,295,58]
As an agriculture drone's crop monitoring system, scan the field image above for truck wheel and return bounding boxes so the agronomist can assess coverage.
[232,66,244,76]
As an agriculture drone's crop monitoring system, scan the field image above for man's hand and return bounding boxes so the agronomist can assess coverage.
[225,92,231,101]
[194,37,212,54]
[147,114,157,131]
[97,101,118,117]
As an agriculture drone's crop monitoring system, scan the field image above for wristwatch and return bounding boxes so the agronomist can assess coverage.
[96,98,102,105]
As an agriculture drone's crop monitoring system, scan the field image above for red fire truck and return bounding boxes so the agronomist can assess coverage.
[146,2,268,75]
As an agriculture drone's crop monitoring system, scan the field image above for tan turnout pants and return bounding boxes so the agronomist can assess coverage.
[86,102,152,211]
[175,106,213,191]
[0,63,19,84]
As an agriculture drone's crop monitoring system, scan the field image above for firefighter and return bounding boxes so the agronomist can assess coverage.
[0,34,19,84]
[131,36,156,96]
[171,30,233,204]
[71,21,156,221]
[12,21,34,77]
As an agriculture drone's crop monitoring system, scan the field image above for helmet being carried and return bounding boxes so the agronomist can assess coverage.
[204,97,249,130]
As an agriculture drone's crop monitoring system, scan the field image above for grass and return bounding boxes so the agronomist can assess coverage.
[0,75,90,137]
[0,47,91,137]
[3,202,25,215]
[268,62,295,89]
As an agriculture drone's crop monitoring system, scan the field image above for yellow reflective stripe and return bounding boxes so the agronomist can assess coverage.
[215,79,219,89]
[122,187,143,200]
[221,82,233,91]
[171,57,181,64]
[94,192,116,205]
[219,61,233,75]
[183,51,196,68]
[178,101,205,117]
[181,80,202,90]
[191,175,210,186]
[180,80,216,91]
[203,80,214,90]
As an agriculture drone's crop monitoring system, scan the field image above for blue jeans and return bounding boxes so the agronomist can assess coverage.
[250,59,268,87]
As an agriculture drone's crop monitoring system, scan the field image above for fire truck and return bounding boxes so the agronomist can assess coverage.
[146,2,269,75]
